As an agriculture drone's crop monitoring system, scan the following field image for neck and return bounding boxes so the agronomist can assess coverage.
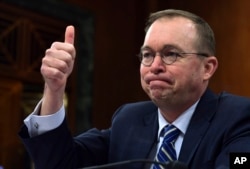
[156,91,204,123]
[158,103,191,123]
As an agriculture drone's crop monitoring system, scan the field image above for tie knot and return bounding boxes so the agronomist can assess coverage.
[161,125,180,143]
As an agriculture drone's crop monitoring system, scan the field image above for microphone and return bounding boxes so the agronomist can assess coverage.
[79,159,188,169]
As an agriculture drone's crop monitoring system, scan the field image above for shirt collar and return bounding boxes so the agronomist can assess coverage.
[157,100,199,138]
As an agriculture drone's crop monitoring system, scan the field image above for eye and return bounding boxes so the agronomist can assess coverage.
[142,51,154,58]
[163,51,180,57]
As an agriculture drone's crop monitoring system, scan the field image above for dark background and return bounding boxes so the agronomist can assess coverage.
[1,0,250,168]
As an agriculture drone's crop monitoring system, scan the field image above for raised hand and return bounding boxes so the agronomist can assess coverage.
[41,25,75,92]
[40,26,76,115]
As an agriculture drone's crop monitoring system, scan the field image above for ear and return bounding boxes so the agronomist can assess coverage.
[203,56,218,80]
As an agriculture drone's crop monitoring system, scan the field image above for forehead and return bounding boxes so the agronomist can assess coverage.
[143,17,198,51]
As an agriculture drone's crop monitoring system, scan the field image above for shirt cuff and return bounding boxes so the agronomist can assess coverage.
[24,100,65,137]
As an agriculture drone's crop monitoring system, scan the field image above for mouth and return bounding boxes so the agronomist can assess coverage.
[144,76,173,85]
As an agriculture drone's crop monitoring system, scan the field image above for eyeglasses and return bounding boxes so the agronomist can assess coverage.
[138,50,209,66]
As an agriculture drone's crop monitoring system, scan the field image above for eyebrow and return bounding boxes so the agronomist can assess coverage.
[140,46,152,51]
[140,44,183,52]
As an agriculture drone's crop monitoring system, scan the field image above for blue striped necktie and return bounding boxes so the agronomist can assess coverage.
[153,125,180,169]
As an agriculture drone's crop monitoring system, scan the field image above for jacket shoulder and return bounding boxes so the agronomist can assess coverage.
[111,101,157,123]
[218,91,250,105]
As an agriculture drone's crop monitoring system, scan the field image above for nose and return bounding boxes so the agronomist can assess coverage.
[150,55,166,74]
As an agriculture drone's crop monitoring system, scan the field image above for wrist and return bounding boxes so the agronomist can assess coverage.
[40,84,65,116]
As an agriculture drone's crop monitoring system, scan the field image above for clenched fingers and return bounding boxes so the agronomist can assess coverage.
[40,26,76,91]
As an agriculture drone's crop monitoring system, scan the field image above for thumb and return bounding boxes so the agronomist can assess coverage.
[64,25,75,44]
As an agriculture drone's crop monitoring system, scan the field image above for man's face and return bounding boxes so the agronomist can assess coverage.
[140,17,210,108]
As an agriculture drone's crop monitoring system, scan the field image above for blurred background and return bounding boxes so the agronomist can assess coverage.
[1,0,250,168]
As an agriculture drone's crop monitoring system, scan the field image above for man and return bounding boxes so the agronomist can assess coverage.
[19,9,250,169]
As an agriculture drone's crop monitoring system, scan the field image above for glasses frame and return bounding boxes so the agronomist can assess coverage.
[138,51,209,66]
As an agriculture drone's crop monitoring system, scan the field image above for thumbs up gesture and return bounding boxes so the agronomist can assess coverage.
[41,25,75,92]
[40,26,76,115]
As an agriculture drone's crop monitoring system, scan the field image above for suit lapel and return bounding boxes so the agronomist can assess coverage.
[130,107,159,160]
[178,89,219,163]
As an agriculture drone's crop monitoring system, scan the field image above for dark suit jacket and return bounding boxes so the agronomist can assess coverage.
[19,89,250,169]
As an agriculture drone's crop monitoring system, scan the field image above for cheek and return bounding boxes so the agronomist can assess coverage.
[175,64,202,83]
[140,66,150,90]
[140,66,146,78]
[140,67,146,82]
[187,66,205,84]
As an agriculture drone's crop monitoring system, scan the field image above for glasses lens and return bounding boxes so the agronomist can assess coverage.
[161,51,179,65]
[140,52,153,66]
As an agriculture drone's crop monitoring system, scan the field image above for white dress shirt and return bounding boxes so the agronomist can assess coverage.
[156,100,199,159]
[24,100,65,137]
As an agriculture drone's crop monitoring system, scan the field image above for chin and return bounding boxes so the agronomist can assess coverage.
[149,93,166,102]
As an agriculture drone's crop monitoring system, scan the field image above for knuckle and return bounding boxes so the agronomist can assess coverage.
[51,42,59,48]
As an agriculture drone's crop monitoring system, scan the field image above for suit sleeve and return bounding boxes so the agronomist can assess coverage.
[19,118,110,169]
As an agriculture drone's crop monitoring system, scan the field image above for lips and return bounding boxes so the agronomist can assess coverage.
[144,75,173,85]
